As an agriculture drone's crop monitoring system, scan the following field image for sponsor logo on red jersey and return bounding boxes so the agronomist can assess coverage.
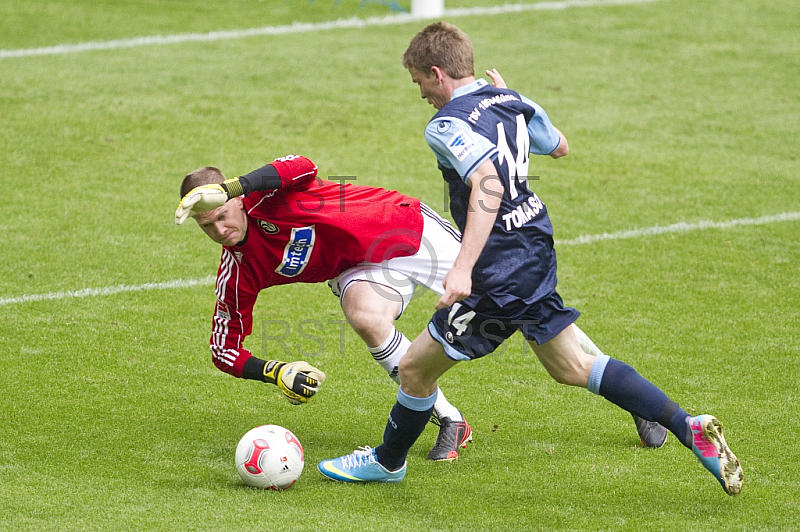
[276,226,315,277]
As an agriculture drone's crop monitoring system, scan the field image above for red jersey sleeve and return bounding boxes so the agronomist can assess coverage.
[210,248,258,378]
[243,155,318,207]
[271,155,318,191]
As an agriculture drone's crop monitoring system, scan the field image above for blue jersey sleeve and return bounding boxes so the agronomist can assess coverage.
[424,117,498,182]
[520,95,561,155]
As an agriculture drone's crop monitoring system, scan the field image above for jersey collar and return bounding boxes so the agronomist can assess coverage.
[451,78,489,101]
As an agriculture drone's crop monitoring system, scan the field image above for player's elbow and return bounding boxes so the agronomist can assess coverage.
[210,346,238,377]
[550,138,569,159]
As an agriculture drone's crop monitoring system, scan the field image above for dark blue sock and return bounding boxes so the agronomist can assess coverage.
[590,356,692,448]
[374,388,436,470]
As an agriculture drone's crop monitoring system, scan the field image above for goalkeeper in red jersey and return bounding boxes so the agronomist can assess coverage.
[175,154,472,460]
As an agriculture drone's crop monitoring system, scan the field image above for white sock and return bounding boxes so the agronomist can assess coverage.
[368,327,462,422]
[433,390,462,422]
[367,328,407,384]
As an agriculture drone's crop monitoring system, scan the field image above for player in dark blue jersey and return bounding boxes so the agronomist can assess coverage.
[318,22,743,496]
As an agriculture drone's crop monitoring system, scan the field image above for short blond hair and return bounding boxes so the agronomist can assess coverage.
[402,21,474,79]
[180,166,225,198]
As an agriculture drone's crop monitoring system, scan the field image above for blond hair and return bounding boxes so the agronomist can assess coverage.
[402,21,474,79]
[180,166,225,198]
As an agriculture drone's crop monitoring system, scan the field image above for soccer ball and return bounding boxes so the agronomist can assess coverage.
[235,425,304,490]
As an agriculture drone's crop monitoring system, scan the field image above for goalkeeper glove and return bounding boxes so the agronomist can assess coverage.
[263,360,326,405]
[174,178,244,225]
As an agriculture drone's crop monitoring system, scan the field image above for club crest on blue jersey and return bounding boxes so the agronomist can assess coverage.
[276,226,316,277]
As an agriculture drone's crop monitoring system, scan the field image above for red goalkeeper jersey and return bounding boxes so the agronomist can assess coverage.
[210,156,423,377]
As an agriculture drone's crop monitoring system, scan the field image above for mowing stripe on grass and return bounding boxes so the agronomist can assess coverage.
[1,211,797,307]
[0,0,657,59]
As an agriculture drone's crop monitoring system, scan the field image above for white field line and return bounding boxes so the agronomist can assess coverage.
[1,211,797,307]
[0,0,657,59]
[556,211,800,246]
[0,276,216,306]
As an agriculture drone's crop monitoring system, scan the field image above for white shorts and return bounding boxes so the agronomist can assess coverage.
[329,204,461,317]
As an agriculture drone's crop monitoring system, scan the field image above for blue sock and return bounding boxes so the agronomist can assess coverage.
[374,388,437,470]
[588,355,692,448]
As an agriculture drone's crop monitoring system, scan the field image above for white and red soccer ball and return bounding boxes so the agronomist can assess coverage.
[235,425,304,490]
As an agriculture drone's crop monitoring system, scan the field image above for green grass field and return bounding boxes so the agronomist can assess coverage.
[1,0,798,530]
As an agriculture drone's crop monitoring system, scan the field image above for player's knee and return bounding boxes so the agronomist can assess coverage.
[398,360,439,397]
[342,287,399,344]
[397,355,422,387]
[346,306,393,342]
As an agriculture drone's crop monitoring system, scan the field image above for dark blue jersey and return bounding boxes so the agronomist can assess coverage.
[424,79,563,307]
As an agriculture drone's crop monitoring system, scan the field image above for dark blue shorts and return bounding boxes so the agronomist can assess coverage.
[428,291,580,361]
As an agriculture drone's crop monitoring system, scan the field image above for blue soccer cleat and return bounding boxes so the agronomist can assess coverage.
[689,415,743,496]
[317,446,406,483]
